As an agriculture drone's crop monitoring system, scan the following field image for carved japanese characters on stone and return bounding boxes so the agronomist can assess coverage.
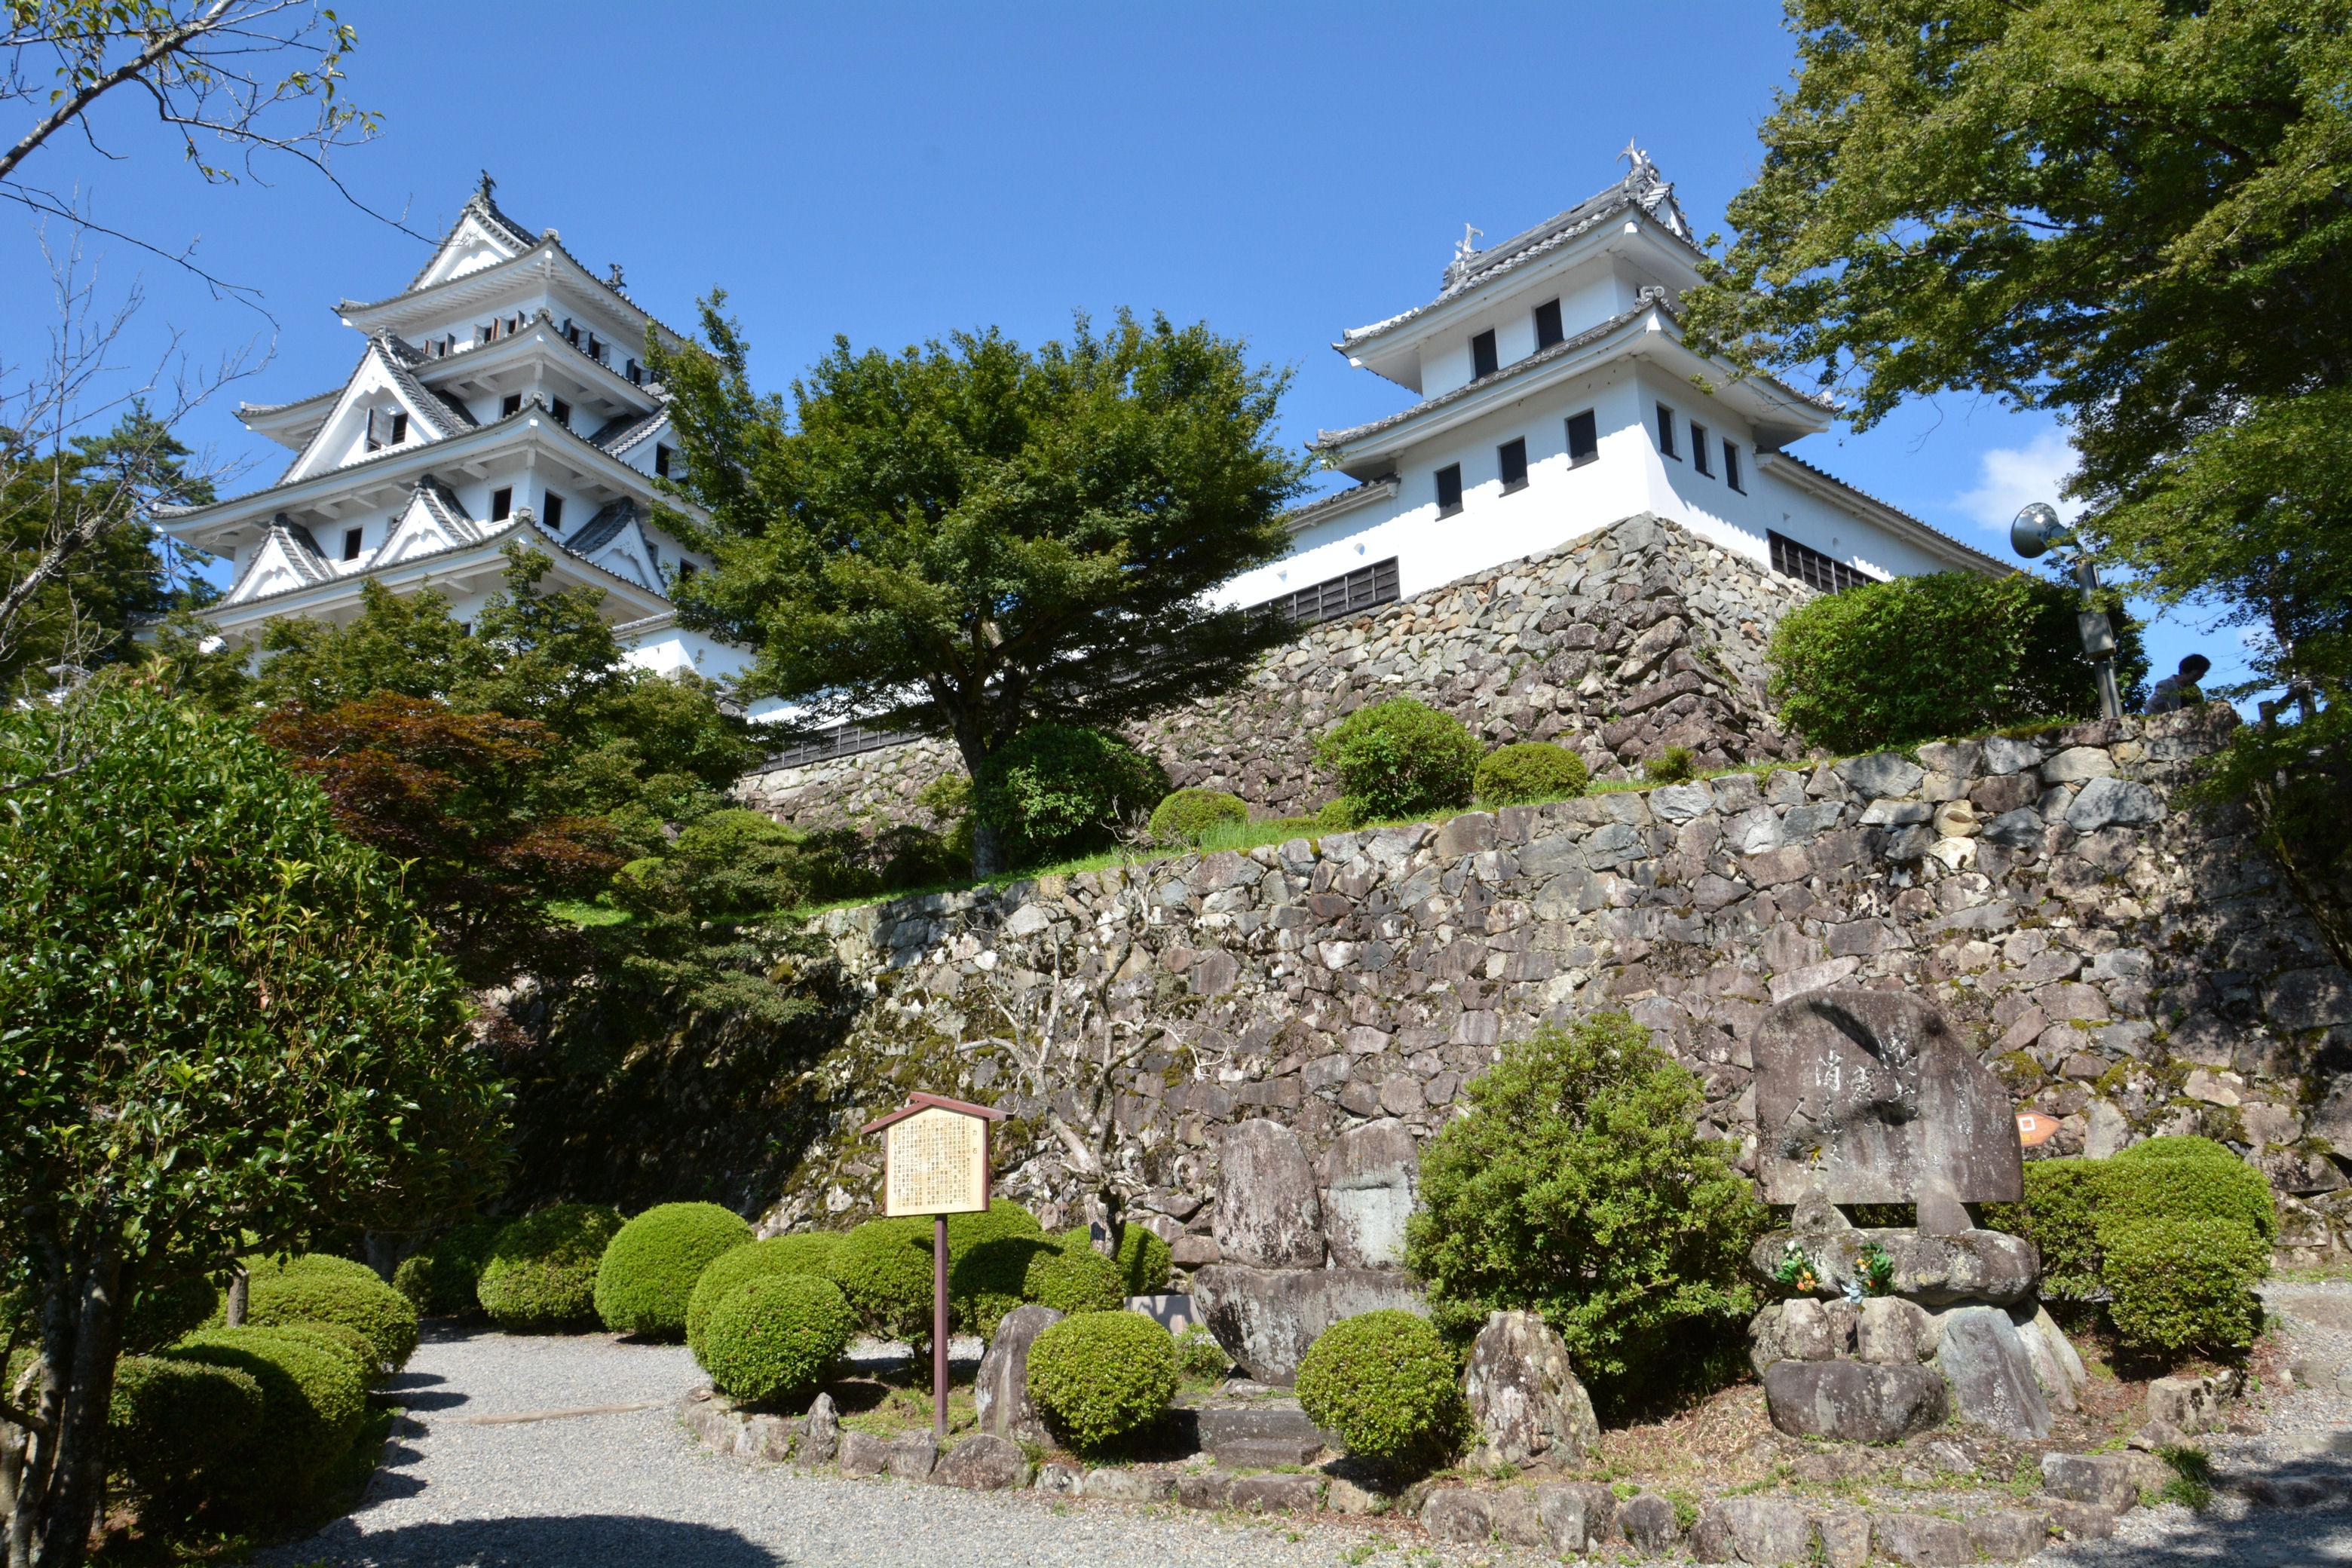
[1753,989,2023,1205]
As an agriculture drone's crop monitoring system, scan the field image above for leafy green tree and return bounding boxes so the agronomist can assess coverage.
[652,303,1308,873]
[1683,0,2350,700]
[0,680,504,1567]
[1404,1014,1766,1415]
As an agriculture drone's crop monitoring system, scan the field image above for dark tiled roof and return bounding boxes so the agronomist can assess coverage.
[404,189,541,292]
[221,516,332,602]
[1285,476,1398,529]
[565,497,638,557]
[1315,305,1650,451]
[588,405,667,455]
[1758,450,2009,575]
[406,473,484,544]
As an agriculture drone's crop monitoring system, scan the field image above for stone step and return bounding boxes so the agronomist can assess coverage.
[1211,1436,1325,1468]
[1187,1399,1325,1447]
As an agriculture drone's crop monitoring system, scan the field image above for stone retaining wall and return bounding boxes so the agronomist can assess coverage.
[760,705,2352,1262]
[737,512,1810,835]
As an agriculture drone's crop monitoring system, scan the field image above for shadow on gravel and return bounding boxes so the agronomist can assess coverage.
[381,1370,467,1413]
[271,1514,782,1566]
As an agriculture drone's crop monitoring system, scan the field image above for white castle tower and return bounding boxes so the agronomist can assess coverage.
[157,176,749,683]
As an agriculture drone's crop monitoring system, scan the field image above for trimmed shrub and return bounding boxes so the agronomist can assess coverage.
[1148,788,1249,845]
[976,725,1169,869]
[1404,1013,1768,1410]
[263,1321,378,1382]
[687,1233,846,1357]
[946,1200,1049,1337]
[1026,1309,1178,1453]
[1295,1310,1463,1471]
[1766,571,2148,753]
[831,1217,938,1343]
[1174,1325,1232,1382]
[172,1326,369,1502]
[1992,1160,2109,1299]
[2103,1219,2269,1355]
[1474,743,1589,807]
[476,1203,625,1330]
[1314,698,1481,822]
[1314,795,1367,831]
[394,1218,504,1318]
[2108,1136,2279,1242]
[1109,1224,1172,1297]
[124,1272,222,1355]
[698,1272,858,1404]
[1024,1234,1125,1315]
[595,1202,755,1339]
[241,1254,419,1373]
[109,1354,263,1524]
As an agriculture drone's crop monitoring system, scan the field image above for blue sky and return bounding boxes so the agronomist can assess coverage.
[2,0,2240,697]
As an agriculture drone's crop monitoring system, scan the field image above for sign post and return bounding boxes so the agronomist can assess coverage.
[859,1092,1006,1441]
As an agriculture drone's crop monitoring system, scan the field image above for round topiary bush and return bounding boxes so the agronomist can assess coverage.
[945,1200,1049,1337]
[1025,1309,1178,1453]
[976,725,1169,869]
[1024,1234,1125,1315]
[172,1326,369,1501]
[2102,1217,2270,1355]
[686,1233,847,1357]
[476,1203,625,1330]
[109,1354,263,1525]
[124,1272,222,1355]
[1295,1309,1464,1471]
[697,1273,858,1404]
[1473,742,1590,807]
[1313,699,1481,822]
[1148,788,1249,846]
[394,1218,504,1318]
[240,1253,419,1373]
[1110,1224,1172,1297]
[1992,1159,2109,1300]
[594,1202,755,1339]
[2105,1136,2280,1243]
[262,1321,378,1381]
[830,1216,938,1343]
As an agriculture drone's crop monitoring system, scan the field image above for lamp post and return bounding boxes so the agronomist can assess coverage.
[2011,502,2122,721]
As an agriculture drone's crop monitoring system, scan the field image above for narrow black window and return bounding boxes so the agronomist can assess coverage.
[1470,329,1499,379]
[341,526,363,561]
[678,560,697,581]
[1656,403,1679,458]
[1565,409,1598,467]
[647,542,661,568]
[1724,440,1744,492]
[500,393,522,418]
[543,493,565,531]
[1692,422,1713,476]
[491,486,513,520]
[588,334,602,361]
[1435,463,1463,516]
[363,408,381,452]
[626,357,642,384]
[654,443,672,478]
[1533,299,1563,350]
[1498,436,1529,492]
[562,320,578,345]
[550,398,571,428]
[388,411,408,443]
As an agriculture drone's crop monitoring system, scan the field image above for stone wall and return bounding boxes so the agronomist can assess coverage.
[737,513,1811,834]
[760,706,2352,1264]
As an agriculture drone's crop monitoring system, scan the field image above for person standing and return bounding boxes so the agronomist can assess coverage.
[2145,653,2212,714]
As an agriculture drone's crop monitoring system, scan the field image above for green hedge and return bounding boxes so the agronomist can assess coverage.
[1313,698,1481,822]
[109,1353,263,1524]
[945,1200,1049,1337]
[1108,1224,1171,1297]
[698,1273,858,1404]
[476,1203,625,1330]
[1766,570,2148,752]
[2104,1219,2270,1355]
[1148,789,1248,845]
[394,1218,504,1318]
[830,1217,938,1343]
[686,1233,845,1357]
[171,1326,369,1504]
[240,1254,418,1373]
[1295,1310,1463,1471]
[2109,1136,2279,1242]
[124,1273,223,1355]
[595,1202,755,1339]
[1473,742,1589,807]
[976,726,1168,869]
[1024,1234,1125,1315]
[1026,1310,1178,1454]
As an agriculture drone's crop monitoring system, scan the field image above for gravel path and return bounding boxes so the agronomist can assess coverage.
[259,1325,1403,1568]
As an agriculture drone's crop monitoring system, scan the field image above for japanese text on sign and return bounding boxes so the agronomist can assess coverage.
[884,1107,988,1216]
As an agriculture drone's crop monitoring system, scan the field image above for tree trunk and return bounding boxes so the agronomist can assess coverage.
[969,815,1006,877]
[9,1243,124,1568]
[363,1230,400,1283]
[223,1268,247,1328]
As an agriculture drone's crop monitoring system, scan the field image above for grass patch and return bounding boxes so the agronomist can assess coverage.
[547,898,632,928]
[2152,1446,2216,1511]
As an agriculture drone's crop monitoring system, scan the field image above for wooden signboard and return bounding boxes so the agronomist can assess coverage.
[859,1092,1006,1438]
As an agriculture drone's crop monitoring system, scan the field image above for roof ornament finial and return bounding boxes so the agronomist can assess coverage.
[476,169,496,203]
[606,262,626,289]
[1454,221,1484,264]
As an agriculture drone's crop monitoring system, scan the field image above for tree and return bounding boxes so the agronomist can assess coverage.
[1681,1,2352,700]
[653,304,1308,874]
[0,678,504,1567]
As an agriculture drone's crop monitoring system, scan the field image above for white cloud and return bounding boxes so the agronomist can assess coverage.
[1954,428,2082,534]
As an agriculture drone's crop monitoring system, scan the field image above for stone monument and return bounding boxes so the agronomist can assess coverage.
[1745,990,2085,1441]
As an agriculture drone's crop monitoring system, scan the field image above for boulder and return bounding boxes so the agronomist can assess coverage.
[1813,1510,1871,1568]
[1751,1226,2038,1307]
[1175,1471,1231,1510]
[2011,1304,2086,1410]
[1231,1473,1318,1514]
[1034,1461,1083,1495]
[1754,991,2023,1205]
[1856,1297,1933,1364]
[838,1429,891,1478]
[2040,1452,2140,1512]
[1872,1511,1971,1566]
[1693,1495,1811,1563]
[1320,1117,1417,1268]
[2044,1499,2117,1539]
[1763,1360,1949,1443]
[1419,1486,1491,1542]
[1532,1481,1616,1555]
[1619,1490,1683,1551]
[884,1432,938,1481]
[798,1392,838,1466]
[1213,1120,1325,1267]
[1081,1465,1176,1501]
[1462,1309,1600,1468]
[1190,1263,1426,1384]
[1486,1488,1545,1548]
[1935,1306,2052,1439]
[1967,1509,2050,1563]
[2146,1373,2225,1435]
[973,1304,1061,1442]
[931,1434,1027,1490]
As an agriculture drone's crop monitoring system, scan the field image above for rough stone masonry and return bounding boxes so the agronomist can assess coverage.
[763,704,2352,1266]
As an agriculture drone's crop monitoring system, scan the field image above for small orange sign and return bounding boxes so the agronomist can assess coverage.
[2016,1112,2059,1148]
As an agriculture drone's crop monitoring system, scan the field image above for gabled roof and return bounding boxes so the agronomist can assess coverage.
[371,474,488,568]
[586,405,668,455]
[565,496,638,557]
[222,517,333,604]
[274,335,477,485]
[1340,151,1698,354]
[406,186,540,292]
[338,207,688,352]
